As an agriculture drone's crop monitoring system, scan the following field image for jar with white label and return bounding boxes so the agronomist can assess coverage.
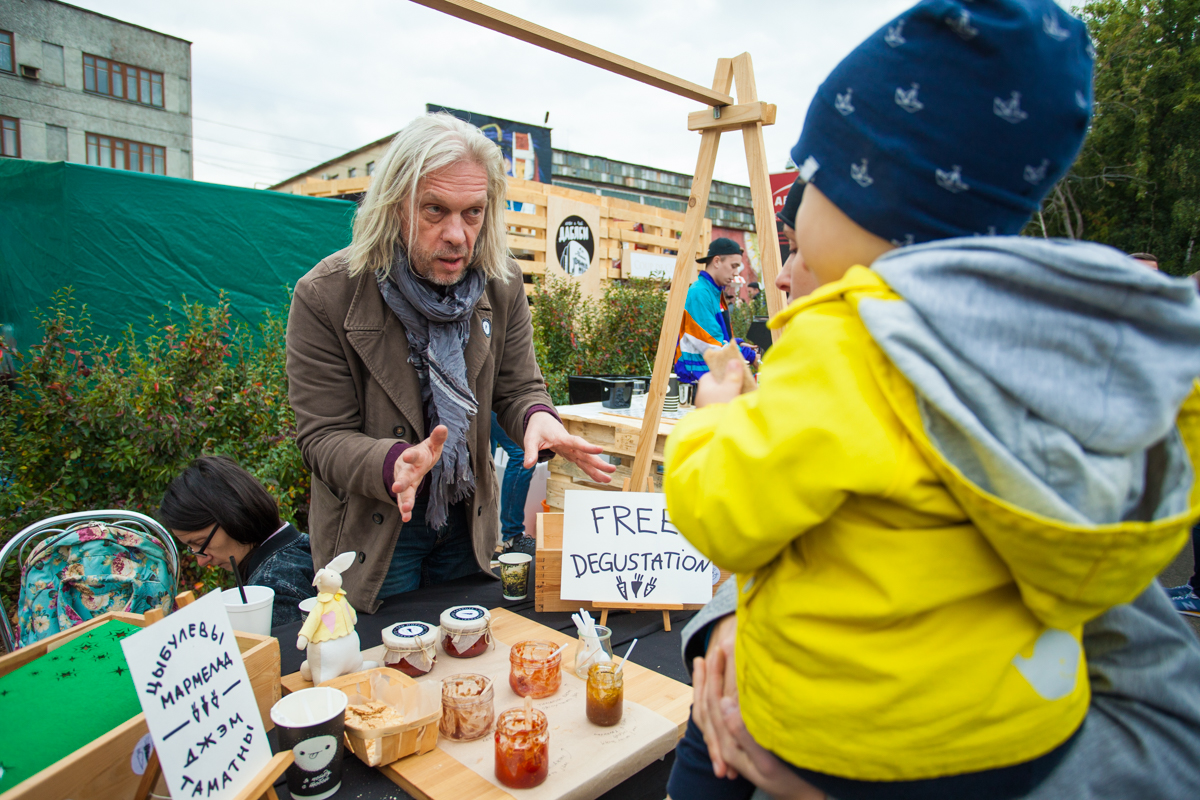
[382,621,438,677]
[440,605,492,658]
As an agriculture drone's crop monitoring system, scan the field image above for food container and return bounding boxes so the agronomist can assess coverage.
[508,640,562,699]
[440,605,492,658]
[573,624,613,679]
[382,621,438,677]
[494,707,549,789]
[319,668,440,768]
[586,662,623,726]
[440,674,495,742]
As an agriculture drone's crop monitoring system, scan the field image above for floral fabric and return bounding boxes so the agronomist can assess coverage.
[17,522,175,647]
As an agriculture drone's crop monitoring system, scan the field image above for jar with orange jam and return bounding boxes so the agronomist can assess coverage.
[586,662,623,726]
[494,707,549,789]
[440,605,492,658]
[508,640,562,698]
[382,621,438,677]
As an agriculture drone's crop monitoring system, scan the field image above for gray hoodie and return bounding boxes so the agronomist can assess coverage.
[856,237,1200,525]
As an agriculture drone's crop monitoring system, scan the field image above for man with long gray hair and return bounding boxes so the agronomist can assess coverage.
[287,113,615,612]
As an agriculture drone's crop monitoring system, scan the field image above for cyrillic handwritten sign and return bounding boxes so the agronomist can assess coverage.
[121,589,271,800]
[560,490,714,604]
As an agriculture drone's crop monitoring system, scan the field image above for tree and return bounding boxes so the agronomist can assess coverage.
[1033,1,1200,275]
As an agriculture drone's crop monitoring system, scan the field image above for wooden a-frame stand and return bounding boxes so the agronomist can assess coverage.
[415,0,784,631]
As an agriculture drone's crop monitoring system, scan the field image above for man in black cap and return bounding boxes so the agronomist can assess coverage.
[672,237,759,384]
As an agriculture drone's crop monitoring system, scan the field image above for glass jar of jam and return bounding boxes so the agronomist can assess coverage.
[508,640,563,699]
[440,605,492,658]
[586,662,623,726]
[494,707,549,789]
[440,674,494,742]
[381,621,438,677]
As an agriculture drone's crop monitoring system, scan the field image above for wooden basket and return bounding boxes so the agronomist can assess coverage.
[321,667,440,768]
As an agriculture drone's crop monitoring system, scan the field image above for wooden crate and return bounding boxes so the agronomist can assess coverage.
[324,667,440,767]
[546,403,674,511]
[0,609,282,800]
[294,175,710,297]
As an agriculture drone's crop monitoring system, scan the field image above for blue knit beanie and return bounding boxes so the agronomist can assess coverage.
[790,0,1094,245]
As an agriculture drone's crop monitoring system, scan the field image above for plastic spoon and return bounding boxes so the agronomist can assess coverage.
[616,638,638,674]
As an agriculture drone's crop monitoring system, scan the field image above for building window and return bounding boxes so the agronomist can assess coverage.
[86,133,165,174]
[0,31,12,73]
[83,54,164,108]
[366,161,375,176]
[1,117,19,158]
[348,167,357,178]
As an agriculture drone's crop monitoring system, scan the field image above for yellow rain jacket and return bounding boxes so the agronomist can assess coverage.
[665,262,1200,781]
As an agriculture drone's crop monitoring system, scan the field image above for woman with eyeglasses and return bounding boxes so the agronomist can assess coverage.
[159,455,316,627]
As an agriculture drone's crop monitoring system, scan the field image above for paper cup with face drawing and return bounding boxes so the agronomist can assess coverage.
[270,687,349,800]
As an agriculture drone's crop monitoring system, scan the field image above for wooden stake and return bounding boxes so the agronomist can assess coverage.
[628,57,734,494]
[732,53,787,331]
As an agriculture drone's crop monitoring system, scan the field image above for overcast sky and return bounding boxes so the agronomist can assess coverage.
[76,0,1072,189]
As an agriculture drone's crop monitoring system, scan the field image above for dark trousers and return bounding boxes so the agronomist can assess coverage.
[1190,522,1200,589]
[668,711,1077,800]
[490,411,533,541]
[378,493,478,599]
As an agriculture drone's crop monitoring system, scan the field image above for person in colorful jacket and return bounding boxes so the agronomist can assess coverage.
[673,237,758,384]
[663,2,1200,799]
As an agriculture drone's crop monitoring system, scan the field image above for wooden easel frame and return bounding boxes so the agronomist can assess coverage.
[414,0,784,628]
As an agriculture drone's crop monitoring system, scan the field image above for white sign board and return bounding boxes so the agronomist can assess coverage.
[121,590,272,800]
[624,251,676,280]
[560,490,714,605]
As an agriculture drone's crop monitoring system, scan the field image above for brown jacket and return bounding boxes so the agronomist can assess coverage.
[286,249,554,612]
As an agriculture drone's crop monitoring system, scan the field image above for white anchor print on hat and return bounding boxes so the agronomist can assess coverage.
[1043,13,1070,41]
[885,19,906,47]
[994,91,1029,124]
[851,159,874,188]
[946,8,978,40]
[936,165,970,193]
[835,88,855,116]
[895,83,924,113]
[1023,160,1050,185]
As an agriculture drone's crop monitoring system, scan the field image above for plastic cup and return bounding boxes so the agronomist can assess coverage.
[498,553,532,600]
[221,585,274,636]
[271,687,348,800]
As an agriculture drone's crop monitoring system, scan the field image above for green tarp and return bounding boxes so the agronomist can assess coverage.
[0,160,356,353]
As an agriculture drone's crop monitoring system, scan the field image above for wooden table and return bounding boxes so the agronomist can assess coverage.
[281,607,693,800]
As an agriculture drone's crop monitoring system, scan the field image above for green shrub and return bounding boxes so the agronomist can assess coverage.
[0,289,309,618]
[530,277,668,404]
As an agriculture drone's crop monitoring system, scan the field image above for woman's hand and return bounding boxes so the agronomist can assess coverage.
[692,614,740,778]
[695,359,747,408]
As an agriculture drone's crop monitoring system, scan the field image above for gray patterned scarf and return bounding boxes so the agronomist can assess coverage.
[377,248,486,530]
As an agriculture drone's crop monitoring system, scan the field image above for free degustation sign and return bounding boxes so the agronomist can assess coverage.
[120,589,272,800]
[560,490,715,605]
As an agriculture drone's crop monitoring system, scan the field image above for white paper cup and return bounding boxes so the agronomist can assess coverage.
[271,687,348,800]
[498,552,532,600]
[221,585,274,636]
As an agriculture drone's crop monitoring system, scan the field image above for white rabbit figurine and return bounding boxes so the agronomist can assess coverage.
[297,551,377,684]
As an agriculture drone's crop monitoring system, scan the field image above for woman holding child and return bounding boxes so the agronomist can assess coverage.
[664,1,1200,798]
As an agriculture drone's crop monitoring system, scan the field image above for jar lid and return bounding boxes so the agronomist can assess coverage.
[382,621,438,649]
[440,605,491,634]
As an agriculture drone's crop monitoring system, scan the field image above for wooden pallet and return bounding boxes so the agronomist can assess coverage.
[547,403,676,511]
[294,175,710,297]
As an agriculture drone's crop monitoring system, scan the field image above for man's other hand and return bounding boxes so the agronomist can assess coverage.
[392,425,448,522]
[522,411,617,483]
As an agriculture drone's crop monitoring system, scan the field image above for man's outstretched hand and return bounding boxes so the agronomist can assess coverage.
[522,411,616,483]
[392,425,448,522]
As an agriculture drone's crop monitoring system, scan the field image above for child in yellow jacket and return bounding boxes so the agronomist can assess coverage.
[664,2,1200,799]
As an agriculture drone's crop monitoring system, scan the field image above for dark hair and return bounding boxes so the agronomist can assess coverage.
[159,455,281,545]
[747,282,761,290]
[1130,252,1158,263]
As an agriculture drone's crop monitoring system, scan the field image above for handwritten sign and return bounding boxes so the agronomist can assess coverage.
[560,490,714,604]
[121,590,271,800]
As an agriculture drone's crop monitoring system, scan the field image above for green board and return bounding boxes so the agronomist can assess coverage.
[0,160,356,354]
[0,619,143,793]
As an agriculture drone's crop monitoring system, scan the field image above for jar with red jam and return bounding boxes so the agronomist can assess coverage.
[494,707,549,789]
[586,662,623,726]
[508,640,563,699]
[440,605,492,658]
[382,621,438,677]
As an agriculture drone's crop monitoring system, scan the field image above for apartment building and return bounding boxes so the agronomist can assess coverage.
[0,0,192,177]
